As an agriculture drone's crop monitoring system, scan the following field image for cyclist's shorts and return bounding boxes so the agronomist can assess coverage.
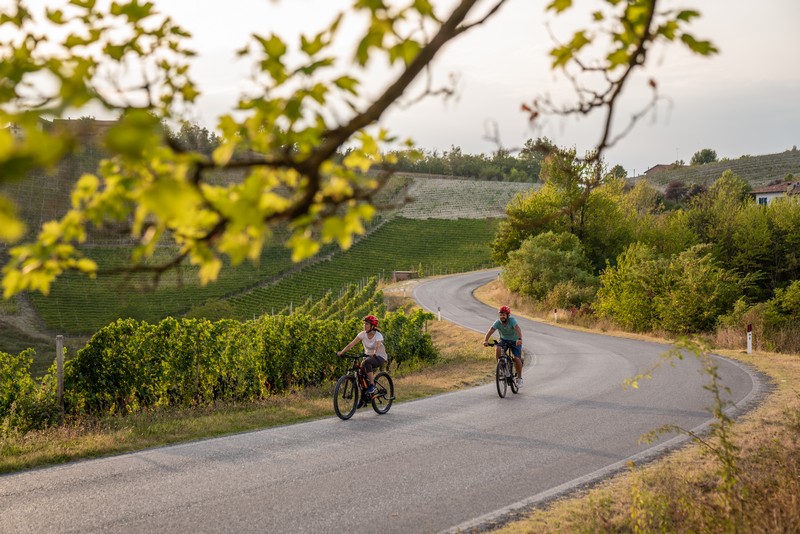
[500,340,522,359]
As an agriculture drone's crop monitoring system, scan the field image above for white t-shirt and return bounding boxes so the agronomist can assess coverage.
[358,331,388,361]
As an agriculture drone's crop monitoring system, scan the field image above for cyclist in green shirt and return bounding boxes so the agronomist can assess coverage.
[483,305,524,387]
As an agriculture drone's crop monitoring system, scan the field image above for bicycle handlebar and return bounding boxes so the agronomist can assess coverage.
[485,339,518,347]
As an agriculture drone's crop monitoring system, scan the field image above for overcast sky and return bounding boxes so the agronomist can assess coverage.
[20,0,800,176]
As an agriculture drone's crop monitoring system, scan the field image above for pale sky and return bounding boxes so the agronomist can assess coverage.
[14,0,800,175]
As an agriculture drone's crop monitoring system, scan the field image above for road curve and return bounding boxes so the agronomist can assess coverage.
[0,271,762,533]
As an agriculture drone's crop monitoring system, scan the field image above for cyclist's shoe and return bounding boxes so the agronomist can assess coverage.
[516,377,524,388]
[357,397,366,409]
[366,385,377,398]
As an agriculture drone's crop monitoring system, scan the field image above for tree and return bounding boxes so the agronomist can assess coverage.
[655,244,741,333]
[517,137,555,182]
[501,231,596,302]
[664,180,689,203]
[596,242,666,332]
[0,0,718,298]
[607,164,628,180]
[691,148,718,165]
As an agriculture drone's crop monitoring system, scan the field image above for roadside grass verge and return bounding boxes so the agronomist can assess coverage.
[0,316,493,474]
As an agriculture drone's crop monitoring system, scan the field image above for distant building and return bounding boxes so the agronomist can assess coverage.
[643,163,682,177]
[48,118,118,145]
[4,117,118,145]
[750,182,799,205]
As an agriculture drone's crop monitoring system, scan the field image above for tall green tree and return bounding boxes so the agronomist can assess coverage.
[687,170,752,262]
[691,148,718,165]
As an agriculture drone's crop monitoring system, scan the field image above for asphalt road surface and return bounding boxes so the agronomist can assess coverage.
[0,270,762,533]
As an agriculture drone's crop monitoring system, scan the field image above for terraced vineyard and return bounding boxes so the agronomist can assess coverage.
[225,217,499,320]
[28,243,298,333]
[396,176,534,219]
[644,149,800,189]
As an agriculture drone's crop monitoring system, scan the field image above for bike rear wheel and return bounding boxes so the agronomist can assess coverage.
[371,371,394,415]
[334,375,358,420]
[495,359,507,398]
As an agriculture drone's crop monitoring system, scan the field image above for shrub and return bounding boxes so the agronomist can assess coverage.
[502,231,596,301]
[545,280,596,309]
[0,349,37,426]
[596,243,666,331]
[0,349,60,430]
[655,244,742,334]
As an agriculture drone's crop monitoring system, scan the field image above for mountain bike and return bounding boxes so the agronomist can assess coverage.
[333,353,395,420]
[486,339,521,398]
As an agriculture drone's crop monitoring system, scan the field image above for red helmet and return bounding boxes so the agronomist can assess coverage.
[499,306,511,315]
[363,315,379,327]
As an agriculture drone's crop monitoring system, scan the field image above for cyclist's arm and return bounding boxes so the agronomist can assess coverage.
[514,324,523,346]
[483,326,497,345]
[337,334,362,356]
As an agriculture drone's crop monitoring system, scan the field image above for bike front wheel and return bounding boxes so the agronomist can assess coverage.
[334,374,358,420]
[510,360,519,394]
[495,360,507,398]
[371,371,394,415]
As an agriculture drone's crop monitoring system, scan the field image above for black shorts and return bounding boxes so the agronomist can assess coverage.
[361,355,386,372]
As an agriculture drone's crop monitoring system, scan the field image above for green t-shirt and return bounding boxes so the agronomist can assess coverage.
[492,316,519,341]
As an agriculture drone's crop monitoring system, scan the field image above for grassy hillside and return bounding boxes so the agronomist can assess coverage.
[27,242,297,334]
[224,217,499,320]
[643,149,800,189]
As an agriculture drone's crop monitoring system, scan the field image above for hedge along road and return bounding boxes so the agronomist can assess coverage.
[0,271,761,534]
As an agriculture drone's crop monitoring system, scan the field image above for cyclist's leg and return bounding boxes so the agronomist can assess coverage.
[362,356,383,389]
[509,344,523,379]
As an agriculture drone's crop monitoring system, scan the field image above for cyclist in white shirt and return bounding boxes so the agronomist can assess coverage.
[338,315,387,397]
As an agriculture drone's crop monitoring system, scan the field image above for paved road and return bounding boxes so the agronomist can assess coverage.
[0,270,761,533]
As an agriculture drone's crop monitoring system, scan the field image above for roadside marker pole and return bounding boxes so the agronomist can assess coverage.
[747,324,752,354]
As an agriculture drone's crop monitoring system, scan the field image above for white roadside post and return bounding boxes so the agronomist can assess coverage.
[747,324,753,354]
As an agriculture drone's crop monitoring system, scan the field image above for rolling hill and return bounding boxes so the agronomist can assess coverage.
[641,149,800,189]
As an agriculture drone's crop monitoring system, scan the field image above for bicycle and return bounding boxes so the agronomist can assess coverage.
[333,353,395,420]
[486,339,522,398]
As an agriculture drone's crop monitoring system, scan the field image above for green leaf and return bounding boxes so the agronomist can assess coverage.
[676,9,700,22]
[301,33,325,56]
[45,9,65,24]
[607,48,629,68]
[0,196,25,242]
[334,75,359,95]
[681,34,718,56]
[114,1,155,23]
[549,45,573,69]
[413,0,436,18]
[546,0,572,14]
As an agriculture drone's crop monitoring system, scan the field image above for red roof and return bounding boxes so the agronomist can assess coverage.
[750,182,798,195]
